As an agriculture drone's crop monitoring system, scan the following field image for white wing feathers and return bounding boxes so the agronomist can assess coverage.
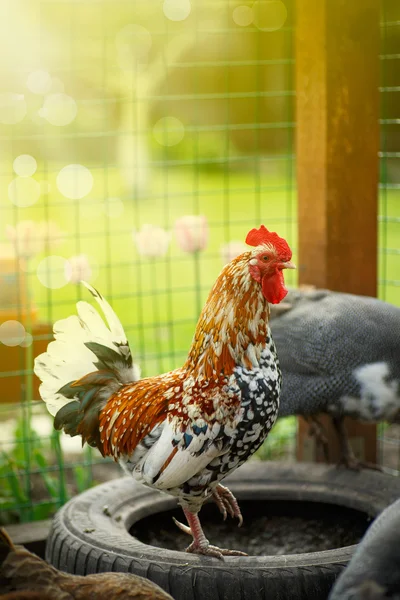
[81,281,126,342]
[34,282,140,417]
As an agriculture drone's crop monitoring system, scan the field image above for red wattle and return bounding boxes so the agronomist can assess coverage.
[261,270,288,304]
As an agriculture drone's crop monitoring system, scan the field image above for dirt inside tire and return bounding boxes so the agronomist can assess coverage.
[131,499,370,556]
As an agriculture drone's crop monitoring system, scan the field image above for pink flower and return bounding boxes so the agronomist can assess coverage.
[65,254,92,284]
[133,224,171,258]
[175,215,208,253]
[220,241,248,265]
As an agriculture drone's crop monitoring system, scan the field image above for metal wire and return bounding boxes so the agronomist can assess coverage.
[377,1,400,472]
[1,0,398,523]
[0,0,297,523]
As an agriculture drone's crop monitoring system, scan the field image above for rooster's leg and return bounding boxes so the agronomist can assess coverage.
[304,415,330,462]
[174,508,247,559]
[212,484,243,526]
[332,416,382,471]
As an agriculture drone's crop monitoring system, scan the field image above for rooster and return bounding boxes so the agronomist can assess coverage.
[34,225,294,558]
[269,288,400,469]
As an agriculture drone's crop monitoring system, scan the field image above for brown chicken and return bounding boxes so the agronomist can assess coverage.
[0,528,173,600]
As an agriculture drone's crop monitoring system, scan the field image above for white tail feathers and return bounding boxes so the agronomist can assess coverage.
[34,283,140,417]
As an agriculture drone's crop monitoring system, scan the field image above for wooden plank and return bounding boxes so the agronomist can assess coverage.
[5,519,52,559]
[6,519,52,545]
[297,415,378,465]
[295,0,381,463]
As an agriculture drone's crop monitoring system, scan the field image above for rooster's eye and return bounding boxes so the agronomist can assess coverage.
[261,255,270,262]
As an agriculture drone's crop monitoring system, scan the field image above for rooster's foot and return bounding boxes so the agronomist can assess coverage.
[212,484,243,526]
[175,508,247,560]
[337,455,383,472]
[186,541,248,559]
[332,416,382,472]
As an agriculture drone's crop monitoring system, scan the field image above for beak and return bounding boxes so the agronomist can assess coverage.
[281,261,296,270]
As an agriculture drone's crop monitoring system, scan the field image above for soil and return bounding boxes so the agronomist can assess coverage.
[130,499,371,556]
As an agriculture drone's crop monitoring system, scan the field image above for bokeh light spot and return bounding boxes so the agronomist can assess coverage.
[116,24,152,70]
[40,93,77,126]
[0,93,27,124]
[233,5,253,26]
[37,255,69,289]
[50,78,65,94]
[252,0,287,31]
[20,332,33,348]
[8,177,41,207]
[0,320,26,347]
[163,0,191,22]
[103,197,124,218]
[39,181,51,195]
[56,164,93,200]
[153,116,185,147]
[13,154,37,177]
[26,70,52,95]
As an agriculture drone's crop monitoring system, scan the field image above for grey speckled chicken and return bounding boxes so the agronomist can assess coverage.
[269,288,400,468]
[329,498,400,600]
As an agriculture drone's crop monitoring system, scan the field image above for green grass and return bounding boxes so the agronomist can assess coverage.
[1,162,298,376]
[1,163,398,377]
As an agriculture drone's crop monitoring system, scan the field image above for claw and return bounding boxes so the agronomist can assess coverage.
[337,457,383,472]
[222,496,235,520]
[172,517,192,536]
[213,484,243,527]
[332,416,383,472]
[212,491,228,520]
[179,507,247,559]
[209,546,248,557]
[186,542,248,559]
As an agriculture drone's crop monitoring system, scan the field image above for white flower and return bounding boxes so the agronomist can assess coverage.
[5,220,44,259]
[220,241,248,265]
[65,254,93,284]
[175,215,208,253]
[133,224,171,258]
[5,220,65,259]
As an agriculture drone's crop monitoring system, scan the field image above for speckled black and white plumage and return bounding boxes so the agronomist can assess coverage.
[329,498,400,600]
[219,333,281,474]
[121,333,281,511]
[183,334,281,507]
[270,289,400,424]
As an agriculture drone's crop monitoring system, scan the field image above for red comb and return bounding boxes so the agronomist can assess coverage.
[245,225,292,257]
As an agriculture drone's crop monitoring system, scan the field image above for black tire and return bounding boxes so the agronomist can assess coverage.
[46,462,400,600]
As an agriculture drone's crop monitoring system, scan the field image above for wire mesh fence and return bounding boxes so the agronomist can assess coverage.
[0,0,399,525]
[0,0,297,524]
[377,0,400,473]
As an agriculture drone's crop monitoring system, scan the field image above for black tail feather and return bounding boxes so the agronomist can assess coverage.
[55,369,121,454]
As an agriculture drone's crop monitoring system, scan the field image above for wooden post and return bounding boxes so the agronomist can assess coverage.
[295,0,381,464]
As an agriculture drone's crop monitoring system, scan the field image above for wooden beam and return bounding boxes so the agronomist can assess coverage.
[296,0,380,294]
[295,0,381,463]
